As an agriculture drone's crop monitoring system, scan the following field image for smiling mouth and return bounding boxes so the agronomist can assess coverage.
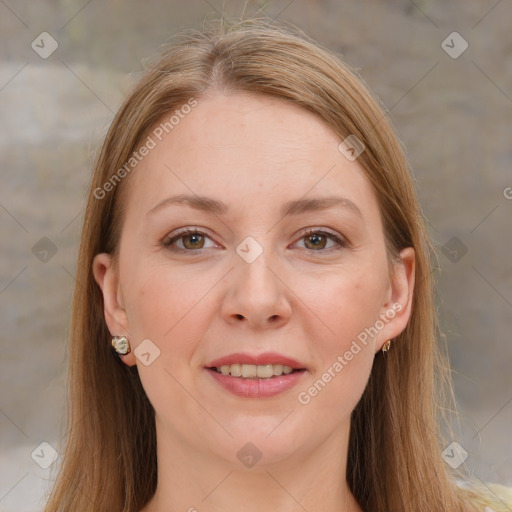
[207,363,306,379]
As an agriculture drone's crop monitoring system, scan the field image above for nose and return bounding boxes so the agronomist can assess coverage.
[221,251,292,330]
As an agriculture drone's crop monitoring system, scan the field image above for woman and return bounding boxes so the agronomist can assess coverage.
[44,18,511,512]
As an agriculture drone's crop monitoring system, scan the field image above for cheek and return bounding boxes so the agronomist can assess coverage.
[294,264,385,410]
[303,263,387,350]
[296,344,374,434]
[121,263,215,409]
[121,261,216,360]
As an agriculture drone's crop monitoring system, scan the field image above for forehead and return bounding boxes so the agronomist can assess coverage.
[177,92,335,146]
[123,91,381,224]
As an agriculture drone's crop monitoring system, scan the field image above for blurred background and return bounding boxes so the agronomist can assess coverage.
[0,0,511,510]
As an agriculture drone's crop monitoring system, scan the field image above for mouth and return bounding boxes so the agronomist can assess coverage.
[204,352,308,397]
[206,363,307,380]
[204,363,307,399]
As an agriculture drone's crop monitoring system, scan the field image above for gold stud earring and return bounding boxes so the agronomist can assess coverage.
[111,335,131,355]
[381,339,391,352]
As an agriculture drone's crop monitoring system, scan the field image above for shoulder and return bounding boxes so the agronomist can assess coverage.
[467,482,512,511]
[457,479,512,511]
[483,483,512,509]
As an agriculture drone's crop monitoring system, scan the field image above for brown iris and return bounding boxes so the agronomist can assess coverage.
[182,233,205,250]
[304,233,327,250]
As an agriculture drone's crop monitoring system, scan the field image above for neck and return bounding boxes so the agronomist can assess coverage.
[141,416,363,512]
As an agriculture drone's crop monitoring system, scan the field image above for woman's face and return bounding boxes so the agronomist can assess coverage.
[94,91,414,469]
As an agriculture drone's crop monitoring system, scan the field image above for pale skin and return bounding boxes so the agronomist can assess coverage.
[93,91,415,512]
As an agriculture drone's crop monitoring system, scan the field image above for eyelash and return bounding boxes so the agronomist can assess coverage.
[162,227,348,254]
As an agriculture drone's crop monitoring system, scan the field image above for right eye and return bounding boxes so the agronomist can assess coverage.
[162,228,218,254]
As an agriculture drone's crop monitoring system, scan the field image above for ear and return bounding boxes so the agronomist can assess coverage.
[375,246,415,352]
[92,253,136,366]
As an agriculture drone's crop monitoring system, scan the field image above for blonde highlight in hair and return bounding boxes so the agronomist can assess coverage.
[44,17,493,512]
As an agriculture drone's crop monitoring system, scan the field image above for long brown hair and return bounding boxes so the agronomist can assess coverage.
[44,17,499,512]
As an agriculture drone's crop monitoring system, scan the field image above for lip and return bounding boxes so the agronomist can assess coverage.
[206,368,307,398]
[205,352,307,370]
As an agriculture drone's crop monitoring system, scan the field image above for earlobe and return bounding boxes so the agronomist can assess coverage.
[376,246,416,351]
[92,253,136,366]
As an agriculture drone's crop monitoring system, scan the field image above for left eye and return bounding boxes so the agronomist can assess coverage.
[293,230,346,251]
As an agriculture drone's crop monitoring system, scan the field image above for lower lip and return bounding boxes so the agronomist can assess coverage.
[206,368,307,398]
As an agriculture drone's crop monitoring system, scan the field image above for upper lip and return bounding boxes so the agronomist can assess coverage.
[206,352,307,370]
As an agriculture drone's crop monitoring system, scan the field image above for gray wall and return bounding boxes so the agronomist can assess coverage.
[1,1,511,510]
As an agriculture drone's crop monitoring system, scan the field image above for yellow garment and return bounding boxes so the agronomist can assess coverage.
[476,483,512,511]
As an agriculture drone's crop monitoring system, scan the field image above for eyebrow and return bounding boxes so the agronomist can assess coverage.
[146,194,363,219]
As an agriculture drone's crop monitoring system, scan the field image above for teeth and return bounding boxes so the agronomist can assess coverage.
[216,364,296,378]
[273,364,283,375]
[230,364,242,377]
[256,364,273,378]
